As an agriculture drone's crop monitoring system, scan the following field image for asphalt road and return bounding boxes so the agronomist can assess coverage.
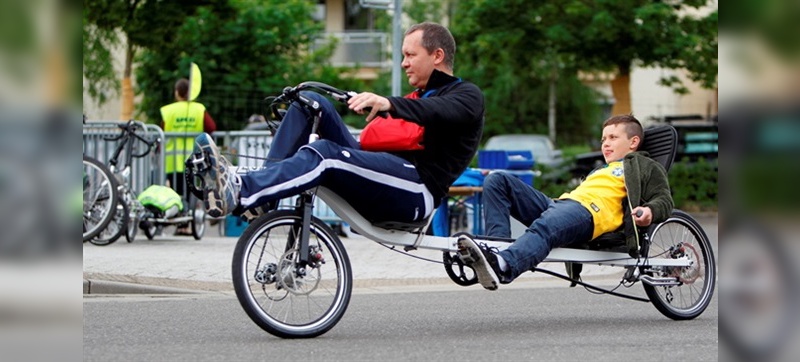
[84,284,718,361]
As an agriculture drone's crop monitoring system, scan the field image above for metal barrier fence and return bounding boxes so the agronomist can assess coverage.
[83,123,360,224]
[82,122,165,194]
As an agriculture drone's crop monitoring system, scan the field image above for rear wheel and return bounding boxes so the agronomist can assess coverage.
[232,210,352,338]
[643,210,716,320]
[140,214,158,240]
[719,220,798,360]
[83,155,118,241]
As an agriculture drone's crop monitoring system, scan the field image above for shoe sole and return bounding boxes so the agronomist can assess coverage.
[204,189,225,218]
[457,237,499,291]
[195,135,231,218]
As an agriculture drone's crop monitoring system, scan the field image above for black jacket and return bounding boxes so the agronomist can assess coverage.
[386,70,485,205]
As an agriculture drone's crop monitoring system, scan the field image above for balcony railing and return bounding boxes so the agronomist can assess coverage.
[314,31,389,68]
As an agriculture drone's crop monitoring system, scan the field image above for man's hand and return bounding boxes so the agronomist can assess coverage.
[347,92,392,123]
[632,206,653,227]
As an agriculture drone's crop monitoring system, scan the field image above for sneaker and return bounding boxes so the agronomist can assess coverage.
[456,235,506,291]
[240,203,274,222]
[191,133,240,218]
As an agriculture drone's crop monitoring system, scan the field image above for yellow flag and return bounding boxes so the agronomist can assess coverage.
[189,62,202,101]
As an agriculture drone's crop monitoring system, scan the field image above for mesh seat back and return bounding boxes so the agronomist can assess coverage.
[641,124,678,172]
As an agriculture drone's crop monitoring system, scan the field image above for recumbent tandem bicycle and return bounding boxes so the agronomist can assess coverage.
[186,81,716,339]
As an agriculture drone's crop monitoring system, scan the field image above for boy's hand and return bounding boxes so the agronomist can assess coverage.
[632,206,653,226]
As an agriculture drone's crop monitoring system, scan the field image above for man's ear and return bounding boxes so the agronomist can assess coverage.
[433,48,445,65]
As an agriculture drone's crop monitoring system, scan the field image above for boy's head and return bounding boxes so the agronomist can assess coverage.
[601,114,644,163]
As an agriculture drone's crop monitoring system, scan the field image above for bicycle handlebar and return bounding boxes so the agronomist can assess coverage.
[271,81,386,120]
[103,120,161,158]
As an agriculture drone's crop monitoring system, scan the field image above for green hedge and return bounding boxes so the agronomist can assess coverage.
[667,158,718,212]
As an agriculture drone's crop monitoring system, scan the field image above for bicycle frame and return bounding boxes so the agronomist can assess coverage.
[228,81,715,339]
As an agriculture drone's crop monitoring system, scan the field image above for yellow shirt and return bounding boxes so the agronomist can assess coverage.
[160,101,206,173]
[559,161,626,239]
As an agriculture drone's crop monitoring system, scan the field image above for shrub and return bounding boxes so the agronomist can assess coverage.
[668,158,718,212]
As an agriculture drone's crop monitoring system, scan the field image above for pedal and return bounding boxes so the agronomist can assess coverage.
[189,151,209,172]
[456,244,477,264]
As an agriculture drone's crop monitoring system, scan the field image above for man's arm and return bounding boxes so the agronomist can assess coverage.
[203,111,217,134]
[388,82,484,126]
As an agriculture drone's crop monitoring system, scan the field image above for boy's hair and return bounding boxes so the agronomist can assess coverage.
[603,114,644,146]
[405,22,456,70]
[174,78,190,99]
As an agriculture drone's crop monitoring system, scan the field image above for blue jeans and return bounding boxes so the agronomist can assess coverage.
[239,92,434,223]
[483,172,593,280]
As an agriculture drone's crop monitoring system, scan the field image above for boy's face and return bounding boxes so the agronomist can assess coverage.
[601,124,640,163]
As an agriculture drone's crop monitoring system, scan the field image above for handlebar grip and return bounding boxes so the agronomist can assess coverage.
[634,209,643,217]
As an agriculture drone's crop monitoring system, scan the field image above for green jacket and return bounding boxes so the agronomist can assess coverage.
[622,151,674,257]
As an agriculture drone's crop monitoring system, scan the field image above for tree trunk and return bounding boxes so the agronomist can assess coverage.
[547,74,557,145]
[610,67,631,116]
[120,41,135,121]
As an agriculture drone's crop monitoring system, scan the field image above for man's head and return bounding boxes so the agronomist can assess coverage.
[402,22,456,89]
[174,78,190,101]
[601,114,644,163]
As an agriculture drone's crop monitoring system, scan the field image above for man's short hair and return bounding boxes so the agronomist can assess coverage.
[175,78,190,99]
[405,22,456,70]
[603,114,644,145]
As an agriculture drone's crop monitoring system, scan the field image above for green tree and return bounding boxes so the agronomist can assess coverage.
[451,0,601,145]
[450,0,717,143]
[136,0,365,130]
[558,0,717,115]
[83,0,231,119]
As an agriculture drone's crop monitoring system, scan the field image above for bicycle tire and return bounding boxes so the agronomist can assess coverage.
[125,203,138,243]
[141,218,158,240]
[643,210,716,320]
[718,219,798,360]
[232,210,352,338]
[89,197,127,246]
[83,155,119,241]
[191,199,205,240]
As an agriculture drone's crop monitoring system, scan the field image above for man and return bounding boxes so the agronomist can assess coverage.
[161,78,216,235]
[458,115,673,290]
[161,78,217,199]
[188,22,484,226]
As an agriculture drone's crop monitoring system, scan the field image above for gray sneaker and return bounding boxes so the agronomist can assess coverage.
[457,235,503,291]
[191,133,240,218]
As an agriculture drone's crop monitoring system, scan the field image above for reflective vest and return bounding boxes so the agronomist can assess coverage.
[161,101,206,173]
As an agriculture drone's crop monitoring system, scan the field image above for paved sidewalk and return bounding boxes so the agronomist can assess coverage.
[83,225,633,294]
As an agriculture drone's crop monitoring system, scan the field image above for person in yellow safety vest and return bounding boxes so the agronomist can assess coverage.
[161,78,216,235]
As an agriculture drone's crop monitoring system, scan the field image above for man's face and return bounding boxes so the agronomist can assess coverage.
[601,124,639,163]
[401,30,436,89]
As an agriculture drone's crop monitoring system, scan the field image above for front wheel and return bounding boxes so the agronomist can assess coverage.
[232,210,352,338]
[191,200,205,240]
[643,210,716,320]
[83,155,118,241]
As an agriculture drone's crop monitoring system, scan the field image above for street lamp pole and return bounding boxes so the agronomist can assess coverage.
[391,0,402,96]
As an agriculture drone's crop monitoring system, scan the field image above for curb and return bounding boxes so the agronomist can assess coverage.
[83,279,210,295]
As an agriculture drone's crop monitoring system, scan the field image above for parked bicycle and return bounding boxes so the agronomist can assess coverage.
[187,82,716,338]
[83,120,159,245]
